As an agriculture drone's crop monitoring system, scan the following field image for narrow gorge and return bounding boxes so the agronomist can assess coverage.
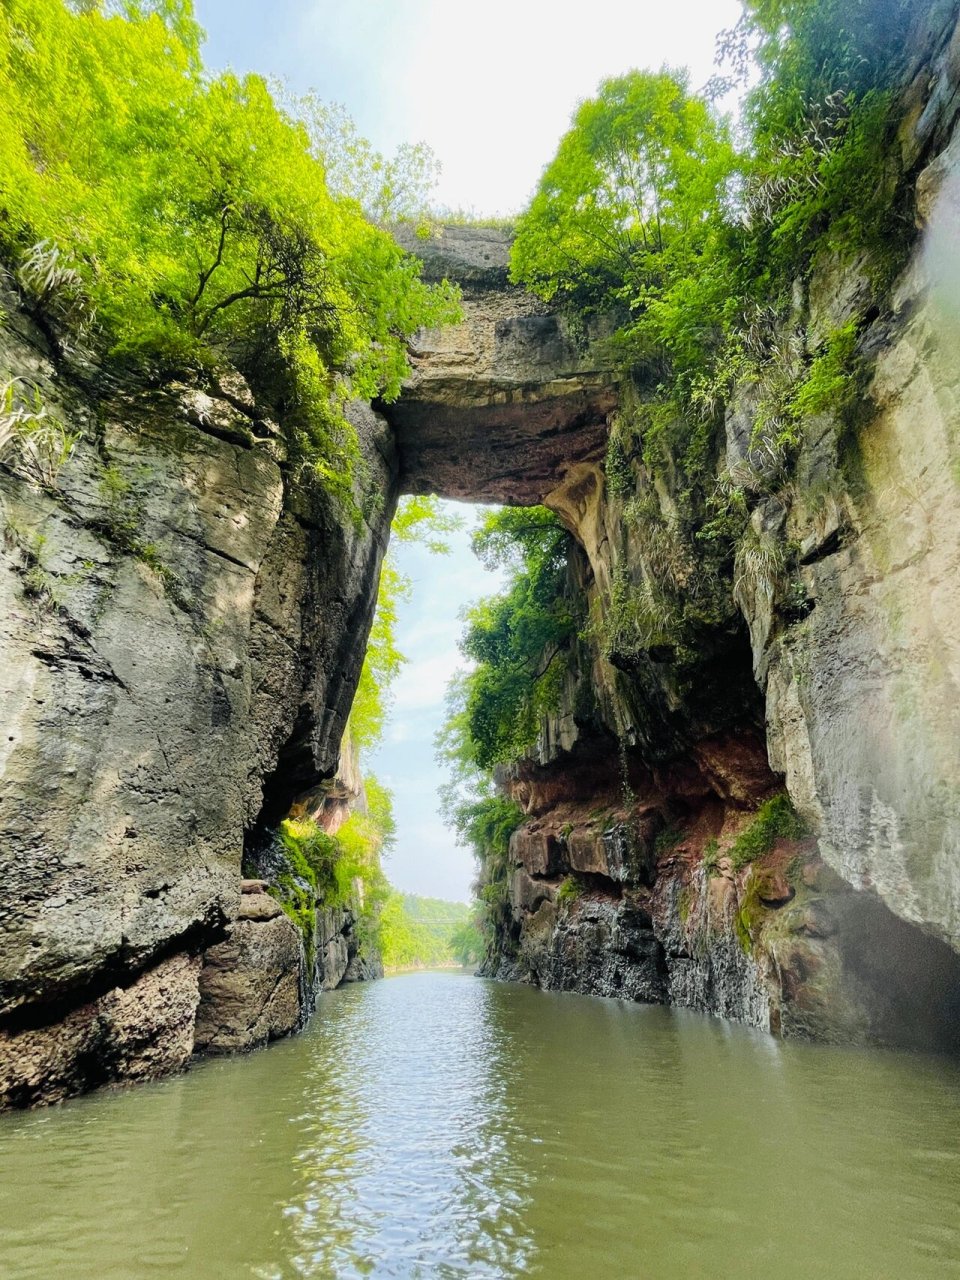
[2,0,960,1123]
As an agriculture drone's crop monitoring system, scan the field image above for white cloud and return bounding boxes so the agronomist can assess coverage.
[397,0,743,214]
[199,0,742,217]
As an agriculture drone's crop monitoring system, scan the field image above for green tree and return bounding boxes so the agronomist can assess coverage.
[282,94,441,223]
[432,510,572,962]
[0,0,459,511]
[377,891,462,969]
[436,670,526,965]
[348,496,464,752]
[458,507,575,769]
[510,69,734,313]
[448,916,484,967]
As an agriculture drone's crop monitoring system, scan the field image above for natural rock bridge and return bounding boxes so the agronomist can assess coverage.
[0,221,624,1107]
[387,224,618,504]
[5,3,960,1107]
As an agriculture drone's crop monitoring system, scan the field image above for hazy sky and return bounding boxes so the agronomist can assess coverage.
[194,0,742,215]
[193,0,745,900]
[367,510,504,901]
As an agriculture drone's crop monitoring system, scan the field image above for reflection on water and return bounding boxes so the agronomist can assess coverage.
[1,972,960,1278]
[278,973,533,1278]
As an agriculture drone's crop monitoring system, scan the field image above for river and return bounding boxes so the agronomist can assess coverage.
[2,971,960,1278]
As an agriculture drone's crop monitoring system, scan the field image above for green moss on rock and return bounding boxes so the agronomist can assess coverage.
[729,794,807,871]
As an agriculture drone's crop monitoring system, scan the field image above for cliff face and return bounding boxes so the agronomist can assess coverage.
[386,160,960,1049]
[387,224,617,504]
[0,212,620,1108]
[0,301,395,1106]
[476,6,960,1049]
[755,179,960,953]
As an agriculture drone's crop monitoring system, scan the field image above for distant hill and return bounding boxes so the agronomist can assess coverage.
[380,892,481,970]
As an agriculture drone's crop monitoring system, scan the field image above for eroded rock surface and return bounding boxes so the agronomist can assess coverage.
[494,719,960,1049]
[482,4,960,1045]
[3,5,960,1111]
[0,952,202,1109]
[736,14,960,953]
[387,224,617,504]
[193,894,303,1055]
[0,302,395,1104]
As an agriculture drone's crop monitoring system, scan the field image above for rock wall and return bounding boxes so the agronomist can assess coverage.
[0,301,395,1107]
[481,4,960,1049]
[738,7,960,956]
[386,224,617,504]
[492,713,960,1049]
[755,153,960,951]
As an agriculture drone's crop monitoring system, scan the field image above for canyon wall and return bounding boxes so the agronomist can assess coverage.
[384,7,960,1050]
[0,202,615,1107]
[0,298,394,1106]
[468,5,960,1048]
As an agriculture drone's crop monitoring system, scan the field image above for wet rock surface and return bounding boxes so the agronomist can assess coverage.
[0,952,202,1109]
[194,900,303,1055]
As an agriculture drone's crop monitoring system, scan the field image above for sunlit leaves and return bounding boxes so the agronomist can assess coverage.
[348,496,463,753]
[281,94,441,224]
[455,507,575,770]
[510,68,735,315]
[0,0,459,490]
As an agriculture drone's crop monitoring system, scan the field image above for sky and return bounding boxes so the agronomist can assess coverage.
[193,0,745,900]
[367,508,505,902]
[194,0,742,217]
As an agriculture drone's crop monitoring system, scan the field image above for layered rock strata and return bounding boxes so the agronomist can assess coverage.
[734,5,960,955]
[493,721,960,1049]
[387,224,617,504]
[3,1,960,1108]
[483,3,960,1046]
[0,300,395,1106]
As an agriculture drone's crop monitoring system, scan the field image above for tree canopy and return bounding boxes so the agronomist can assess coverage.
[281,95,441,224]
[458,508,576,771]
[0,0,459,509]
[511,69,735,311]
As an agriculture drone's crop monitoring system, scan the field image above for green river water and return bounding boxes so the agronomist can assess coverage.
[2,971,960,1278]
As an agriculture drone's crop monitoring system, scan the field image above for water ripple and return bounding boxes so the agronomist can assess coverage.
[2,973,960,1278]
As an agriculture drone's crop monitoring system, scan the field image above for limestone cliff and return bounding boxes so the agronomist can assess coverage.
[0,205,618,1108]
[388,223,617,504]
[467,4,960,1049]
[3,0,960,1112]
[0,298,394,1106]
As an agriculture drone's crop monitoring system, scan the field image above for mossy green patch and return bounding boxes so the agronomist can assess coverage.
[729,794,807,871]
[677,885,694,925]
[734,873,766,954]
[702,838,721,876]
[788,319,862,422]
[557,875,584,906]
[269,876,317,972]
[654,825,683,857]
